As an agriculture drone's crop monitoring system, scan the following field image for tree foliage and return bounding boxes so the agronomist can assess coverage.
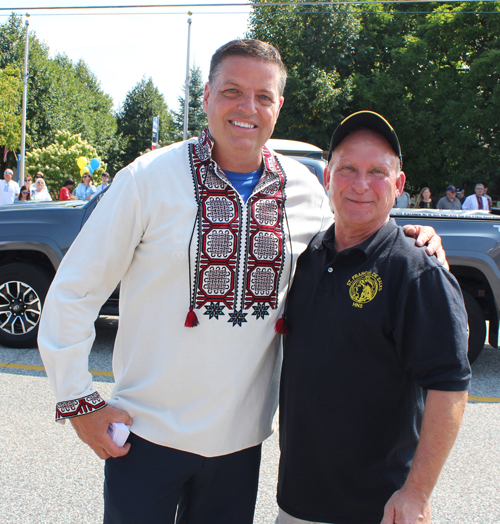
[113,77,176,170]
[173,65,208,140]
[248,1,500,196]
[0,14,116,159]
[0,65,22,152]
[25,130,106,194]
[248,1,359,147]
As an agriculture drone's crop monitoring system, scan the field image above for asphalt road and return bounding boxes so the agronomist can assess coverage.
[1,317,499,524]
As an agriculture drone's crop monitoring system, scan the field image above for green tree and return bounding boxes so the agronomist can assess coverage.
[173,65,207,140]
[0,65,22,153]
[0,14,117,161]
[351,2,500,194]
[114,77,175,169]
[248,1,500,195]
[25,130,106,197]
[248,0,361,148]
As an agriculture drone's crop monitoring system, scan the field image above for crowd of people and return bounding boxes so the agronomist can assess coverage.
[0,169,112,205]
[394,183,494,210]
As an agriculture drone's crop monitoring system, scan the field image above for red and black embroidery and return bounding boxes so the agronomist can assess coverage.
[189,129,286,326]
[55,391,106,421]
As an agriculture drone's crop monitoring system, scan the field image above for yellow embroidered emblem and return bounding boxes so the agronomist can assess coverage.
[347,271,383,308]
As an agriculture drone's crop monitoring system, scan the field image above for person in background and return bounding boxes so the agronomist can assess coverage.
[59,179,76,201]
[16,185,32,202]
[462,184,489,211]
[394,189,411,208]
[483,186,492,210]
[24,175,34,197]
[34,171,50,193]
[437,185,461,210]
[95,172,111,196]
[73,173,97,201]
[456,187,466,205]
[0,168,20,205]
[416,187,436,209]
[32,178,53,201]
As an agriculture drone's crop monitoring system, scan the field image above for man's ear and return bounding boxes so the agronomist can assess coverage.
[323,165,331,191]
[202,82,210,113]
[395,171,406,197]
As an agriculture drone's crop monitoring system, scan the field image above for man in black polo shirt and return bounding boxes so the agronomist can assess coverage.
[277,111,471,524]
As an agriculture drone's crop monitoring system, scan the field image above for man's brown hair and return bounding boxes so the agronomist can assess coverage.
[209,39,287,96]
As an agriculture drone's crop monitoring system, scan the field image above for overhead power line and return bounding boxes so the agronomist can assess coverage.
[2,0,500,11]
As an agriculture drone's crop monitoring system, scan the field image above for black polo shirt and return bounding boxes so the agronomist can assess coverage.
[278,219,471,524]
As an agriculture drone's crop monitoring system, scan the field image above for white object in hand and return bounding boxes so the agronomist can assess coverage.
[107,422,130,447]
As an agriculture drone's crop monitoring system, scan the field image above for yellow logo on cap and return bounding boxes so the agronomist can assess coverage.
[347,271,383,308]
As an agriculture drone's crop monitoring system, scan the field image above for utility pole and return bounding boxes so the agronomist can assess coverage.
[183,12,192,141]
[19,14,30,186]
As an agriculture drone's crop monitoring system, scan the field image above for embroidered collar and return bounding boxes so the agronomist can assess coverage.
[195,127,284,195]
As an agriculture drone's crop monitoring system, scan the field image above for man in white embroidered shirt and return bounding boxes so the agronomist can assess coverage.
[38,41,444,524]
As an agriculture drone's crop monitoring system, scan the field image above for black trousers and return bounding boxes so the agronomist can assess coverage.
[103,432,262,524]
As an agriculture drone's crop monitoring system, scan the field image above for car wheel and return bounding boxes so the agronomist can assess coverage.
[0,263,52,349]
[462,290,486,364]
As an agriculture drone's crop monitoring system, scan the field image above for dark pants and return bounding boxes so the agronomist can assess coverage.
[103,433,262,524]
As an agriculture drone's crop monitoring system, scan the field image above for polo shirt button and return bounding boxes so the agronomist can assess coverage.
[327,267,333,273]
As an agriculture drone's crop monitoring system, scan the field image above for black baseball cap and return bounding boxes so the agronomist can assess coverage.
[328,111,402,167]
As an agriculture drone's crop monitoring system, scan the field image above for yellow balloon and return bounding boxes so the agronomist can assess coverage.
[77,157,88,169]
[80,166,90,175]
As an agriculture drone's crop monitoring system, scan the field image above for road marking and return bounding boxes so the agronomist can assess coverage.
[0,362,113,377]
[0,363,499,400]
[468,396,500,403]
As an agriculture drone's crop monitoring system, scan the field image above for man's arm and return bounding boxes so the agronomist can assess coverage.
[381,389,468,524]
[402,225,447,268]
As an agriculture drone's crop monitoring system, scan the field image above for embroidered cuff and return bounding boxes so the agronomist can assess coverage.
[55,392,107,422]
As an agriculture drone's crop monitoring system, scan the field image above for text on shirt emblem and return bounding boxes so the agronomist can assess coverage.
[347,271,383,308]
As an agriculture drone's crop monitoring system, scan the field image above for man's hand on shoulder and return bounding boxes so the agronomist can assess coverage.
[70,405,133,460]
[381,485,431,524]
[403,224,448,269]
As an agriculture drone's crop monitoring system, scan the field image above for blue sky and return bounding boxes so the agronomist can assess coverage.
[1,1,251,110]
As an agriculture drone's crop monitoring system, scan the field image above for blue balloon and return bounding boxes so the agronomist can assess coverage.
[87,164,94,175]
[90,158,101,171]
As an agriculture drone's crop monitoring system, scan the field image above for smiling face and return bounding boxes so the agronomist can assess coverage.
[422,188,431,199]
[324,129,405,247]
[203,56,284,172]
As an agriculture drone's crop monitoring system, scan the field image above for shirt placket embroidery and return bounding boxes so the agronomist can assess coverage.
[189,129,286,326]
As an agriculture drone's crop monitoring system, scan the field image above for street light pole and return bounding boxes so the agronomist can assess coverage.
[19,14,30,186]
[183,12,192,141]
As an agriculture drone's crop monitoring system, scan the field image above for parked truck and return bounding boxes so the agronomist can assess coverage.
[1,186,499,363]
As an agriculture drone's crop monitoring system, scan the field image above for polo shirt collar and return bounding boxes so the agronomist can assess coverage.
[316,219,398,259]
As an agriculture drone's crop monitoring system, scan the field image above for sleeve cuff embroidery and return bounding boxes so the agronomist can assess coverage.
[55,392,107,421]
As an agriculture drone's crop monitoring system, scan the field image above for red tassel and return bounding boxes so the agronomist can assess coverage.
[275,315,289,335]
[185,307,199,327]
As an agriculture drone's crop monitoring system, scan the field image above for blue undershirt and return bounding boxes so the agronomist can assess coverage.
[224,168,263,203]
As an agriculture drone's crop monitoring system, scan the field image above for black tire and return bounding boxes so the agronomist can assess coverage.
[462,290,486,365]
[0,263,52,349]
